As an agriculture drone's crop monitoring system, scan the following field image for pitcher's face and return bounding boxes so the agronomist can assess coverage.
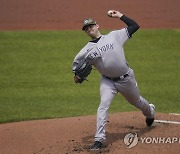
[85,24,100,39]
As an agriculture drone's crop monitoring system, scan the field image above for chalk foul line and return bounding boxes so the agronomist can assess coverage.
[154,120,180,125]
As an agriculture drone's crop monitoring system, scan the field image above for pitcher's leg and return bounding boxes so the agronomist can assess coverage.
[95,77,117,142]
[115,69,155,119]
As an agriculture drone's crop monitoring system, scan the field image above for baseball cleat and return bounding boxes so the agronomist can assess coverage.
[146,117,155,126]
[146,104,155,126]
[90,141,102,150]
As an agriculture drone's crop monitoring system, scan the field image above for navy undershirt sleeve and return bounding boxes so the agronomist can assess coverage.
[120,15,140,37]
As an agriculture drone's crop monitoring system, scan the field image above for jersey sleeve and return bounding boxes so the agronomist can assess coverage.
[72,43,94,72]
[112,28,129,46]
[72,49,86,72]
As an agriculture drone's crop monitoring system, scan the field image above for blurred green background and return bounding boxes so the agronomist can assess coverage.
[0,29,179,123]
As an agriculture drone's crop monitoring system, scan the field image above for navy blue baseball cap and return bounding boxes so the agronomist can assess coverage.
[82,18,97,30]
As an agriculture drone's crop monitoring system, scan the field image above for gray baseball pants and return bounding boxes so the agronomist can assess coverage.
[95,68,154,142]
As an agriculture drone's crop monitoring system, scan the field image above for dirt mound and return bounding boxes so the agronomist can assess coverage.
[0,112,180,154]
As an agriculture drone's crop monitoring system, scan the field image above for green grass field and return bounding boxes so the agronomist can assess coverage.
[0,29,179,123]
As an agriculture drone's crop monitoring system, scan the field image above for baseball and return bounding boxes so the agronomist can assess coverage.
[107,10,113,17]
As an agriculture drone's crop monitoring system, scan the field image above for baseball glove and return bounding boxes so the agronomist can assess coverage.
[74,59,92,83]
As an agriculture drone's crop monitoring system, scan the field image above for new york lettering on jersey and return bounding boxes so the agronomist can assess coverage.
[98,43,114,53]
[88,43,114,59]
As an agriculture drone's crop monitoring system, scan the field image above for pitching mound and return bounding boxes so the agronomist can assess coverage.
[0,112,180,154]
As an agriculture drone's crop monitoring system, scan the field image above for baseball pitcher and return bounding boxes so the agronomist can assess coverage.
[72,10,155,150]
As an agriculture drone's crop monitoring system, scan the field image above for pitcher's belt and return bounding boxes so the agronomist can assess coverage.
[104,73,129,81]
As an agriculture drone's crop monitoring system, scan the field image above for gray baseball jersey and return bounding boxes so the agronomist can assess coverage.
[73,28,129,77]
